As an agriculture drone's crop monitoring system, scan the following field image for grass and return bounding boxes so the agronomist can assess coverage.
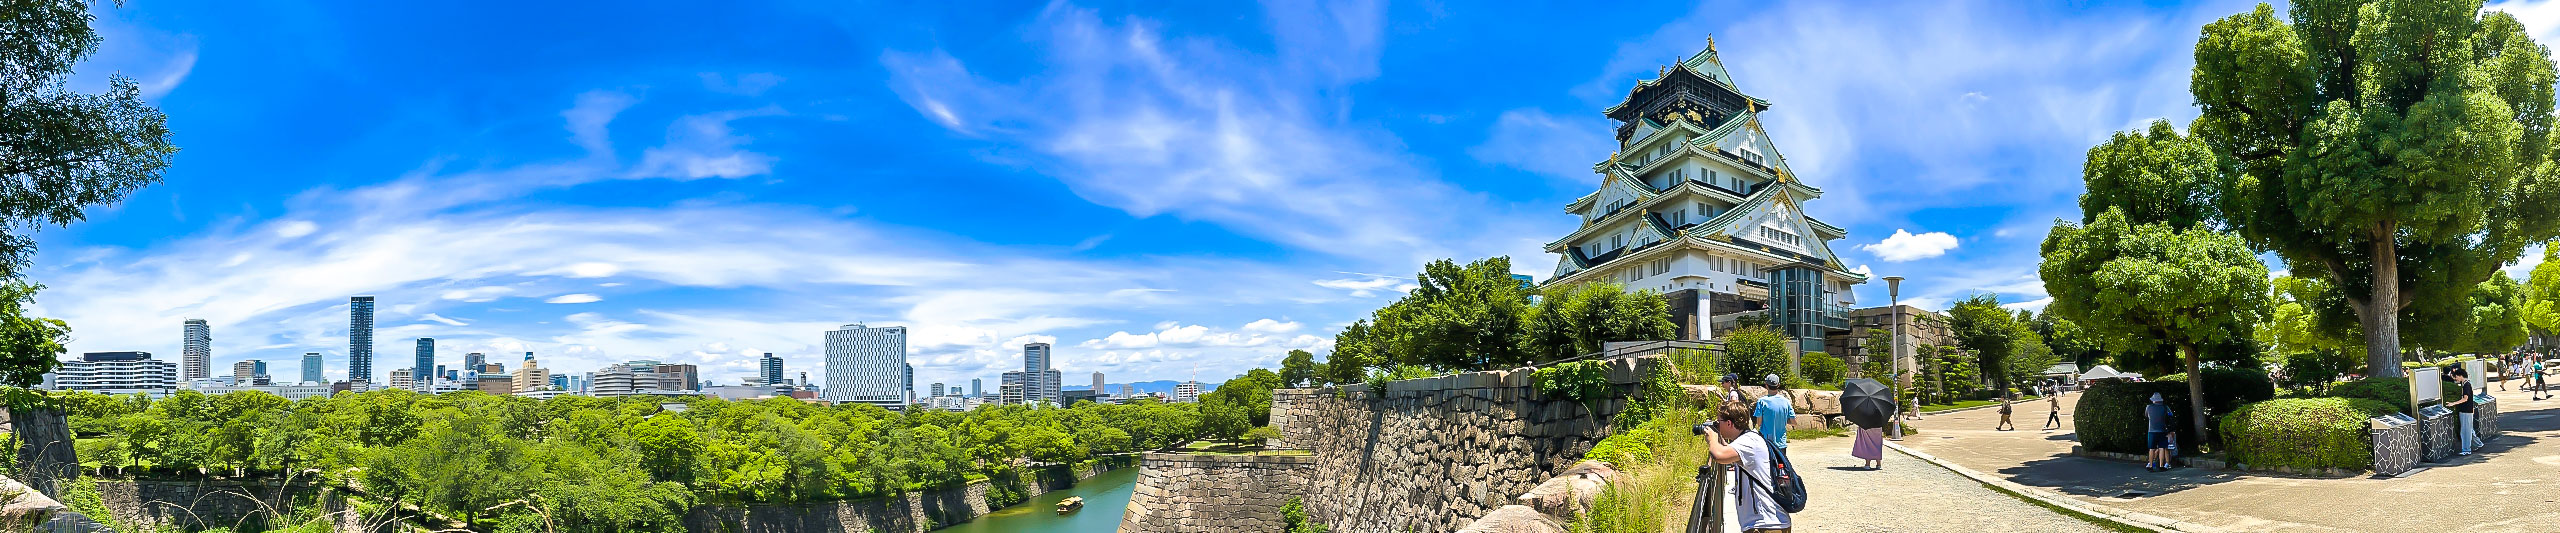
[1567,406,1713,533]
[1786,426,1850,441]
[1920,399,2001,412]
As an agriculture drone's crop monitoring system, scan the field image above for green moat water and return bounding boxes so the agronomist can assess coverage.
[938,466,1137,533]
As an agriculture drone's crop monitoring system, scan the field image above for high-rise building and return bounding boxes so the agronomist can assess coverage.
[931,382,945,397]
[1173,381,1203,403]
[515,352,550,395]
[1000,371,1024,405]
[388,368,413,389]
[1022,343,1059,404]
[413,338,436,391]
[904,363,915,403]
[1092,372,1105,395]
[349,296,375,383]
[181,319,210,380]
[232,359,271,385]
[550,374,567,390]
[1543,44,1862,351]
[759,352,784,388]
[1122,383,1135,398]
[301,352,323,384]
[55,352,176,393]
[464,352,486,375]
[824,323,908,409]
[972,378,983,398]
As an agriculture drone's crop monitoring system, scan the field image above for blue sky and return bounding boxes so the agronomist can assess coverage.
[32,0,2560,389]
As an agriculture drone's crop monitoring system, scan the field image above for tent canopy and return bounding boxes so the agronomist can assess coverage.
[2080,365,2123,381]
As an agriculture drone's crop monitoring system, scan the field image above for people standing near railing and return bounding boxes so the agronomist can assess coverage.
[1754,374,1794,450]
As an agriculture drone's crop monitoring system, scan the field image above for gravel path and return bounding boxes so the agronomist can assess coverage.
[1673,434,2114,532]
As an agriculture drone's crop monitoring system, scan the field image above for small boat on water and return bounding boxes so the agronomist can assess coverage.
[1056,496,1084,514]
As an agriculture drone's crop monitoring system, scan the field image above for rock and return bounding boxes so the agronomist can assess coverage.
[1456,505,1568,533]
[1788,414,1826,431]
[1516,461,1624,518]
[1801,390,1843,416]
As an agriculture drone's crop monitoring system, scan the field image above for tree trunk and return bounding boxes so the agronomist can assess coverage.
[2182,343,2209,447]
[2364,226,2406,378]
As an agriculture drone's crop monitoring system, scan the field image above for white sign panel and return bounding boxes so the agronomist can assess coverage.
[2412,367,2442,406]
[2466,360,2488,400]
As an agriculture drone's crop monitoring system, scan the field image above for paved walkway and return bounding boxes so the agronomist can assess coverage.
[1899,381,2560,532]
[1673,431,2113,532]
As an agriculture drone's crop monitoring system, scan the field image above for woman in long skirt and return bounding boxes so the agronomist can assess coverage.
[1851,425,1885,469]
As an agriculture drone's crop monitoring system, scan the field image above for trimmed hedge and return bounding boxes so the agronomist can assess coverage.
[2218,397,2398,471]
[2073,380,2199,454]
[2325,377,2410,414]
[2156,367,2277,418]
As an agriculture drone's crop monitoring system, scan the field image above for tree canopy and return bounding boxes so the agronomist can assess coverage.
[2189,1,2560,376]
[1329,257,1673,379]
[2042,208,2271,437]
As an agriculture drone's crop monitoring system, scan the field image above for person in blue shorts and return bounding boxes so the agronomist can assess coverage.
[2143,392,2172,472]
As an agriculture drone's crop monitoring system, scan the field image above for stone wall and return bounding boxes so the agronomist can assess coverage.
[2418,406,2456,462]
[686,459,1125,533]
[1269,355,1662,532]
[1116,452,1316,532]
[0,475,112,533]
[95,478,325,532]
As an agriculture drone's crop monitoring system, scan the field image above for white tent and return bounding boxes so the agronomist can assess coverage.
[2080,365,2125,381]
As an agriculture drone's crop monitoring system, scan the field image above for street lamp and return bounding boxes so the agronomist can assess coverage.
[1884,276,1906,440]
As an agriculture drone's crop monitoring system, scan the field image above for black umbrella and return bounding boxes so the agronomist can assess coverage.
[1840,378,1896,430]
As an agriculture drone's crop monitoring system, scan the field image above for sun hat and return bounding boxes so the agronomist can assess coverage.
[2149,392,2164,403]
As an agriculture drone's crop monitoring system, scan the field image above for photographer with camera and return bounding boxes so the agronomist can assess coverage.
[1699,401,1793,532]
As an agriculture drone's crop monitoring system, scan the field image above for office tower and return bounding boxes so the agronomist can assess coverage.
[1000,371,1024,404]
[55,352,176,393]
[231,359,269,385]
[932,382,945,397]
[464,352,485,374]
[905,363,914,402]
[1174,381,1203,403]
[652,364,699,391]
[1122,384,1134,398]
[1092,372,1104,395]
[972,378,983,398]
[349,296,374,382]
[1023,342,1059,404]
[388,368,413,389]
[824,323,907,409]
[301,352,323,384]
[550,374,567,390]
[181,319,210,380]
[515,352,550,394]
[759,352,784,387]
[413,338,435,391]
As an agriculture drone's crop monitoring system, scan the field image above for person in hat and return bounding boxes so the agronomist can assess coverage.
[1753,374,1795,450]
[2144,392,2173,472]
[1718,373,1751,406]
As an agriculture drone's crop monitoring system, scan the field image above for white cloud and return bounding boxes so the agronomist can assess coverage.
[2001,297,2054,312]
[1242,318,1302,334]
[419,313,469,326]
[2491,0,2560,47]
[878,2,1552,266]
[547,262,622,278]
[1851,264,1873,277]
[1861,229,1960,262]
[630,107,784,180]
[1313,275,1412,298]
[439,286,514,302]
[273,220,318,238]
[76,7,198,99]
[545,294,603,304]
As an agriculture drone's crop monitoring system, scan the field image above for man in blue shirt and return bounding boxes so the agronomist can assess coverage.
[1754,374,1795,449]
[2144,392,2172,472]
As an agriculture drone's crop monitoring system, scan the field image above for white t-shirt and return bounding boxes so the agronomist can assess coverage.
[1727,431,1792,529]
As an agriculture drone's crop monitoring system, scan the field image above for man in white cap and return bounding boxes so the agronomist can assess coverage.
[2143,392,2172,472]
[1754,373,1795,450]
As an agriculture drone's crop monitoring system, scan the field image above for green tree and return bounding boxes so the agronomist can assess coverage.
[1724,325,1788,384]
[2079,119,2221,231]
[2190,2,2560,377]
[1279,349,1321,388]
[1947,295,2020,388]
[2042,208,2271,439]
[0,281,68,386]
[1387,257,1536,370]
[2406,273,2529,354]
[1521,281,1676,361]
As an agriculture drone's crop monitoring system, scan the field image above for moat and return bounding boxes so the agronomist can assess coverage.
[941,466,1137,533]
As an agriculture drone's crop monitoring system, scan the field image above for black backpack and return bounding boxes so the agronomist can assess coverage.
[1738,439,1808,513]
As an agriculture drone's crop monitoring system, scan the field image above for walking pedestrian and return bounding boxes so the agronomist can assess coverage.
[1754,374,1795,450]
[2144,392,2173,472]
[2043,389,2064,430]
[2533,359,2548,401]
[1995,393,2015,431]
[2450,368,2479,456]
[2498,355,2509,391]
[1850,424,1884,470]
[1706,401,1792,532]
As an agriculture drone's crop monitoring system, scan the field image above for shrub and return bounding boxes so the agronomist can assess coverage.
[1724,326,1790,385]
[2072,380,2199,454]
[2280,351,2356,393]
[1585,426,1657,466]
[1282,496,1328,533]
[1666,347,1721,384]
[2218,397,2397,471]
[1239,426,1280,446]
[1532,361,1614,416]
[2324,377,2411,414]
[2156,367,2277,416]
[1800,351,1844,385]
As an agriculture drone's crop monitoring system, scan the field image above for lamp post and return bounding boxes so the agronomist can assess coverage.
[1884,276,1906,440]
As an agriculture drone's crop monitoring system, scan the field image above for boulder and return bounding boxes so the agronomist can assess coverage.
[1787,414,1826,431]
[1798,390,1842,416]
[1456,505,1568,533]
[1516,461,1624,518]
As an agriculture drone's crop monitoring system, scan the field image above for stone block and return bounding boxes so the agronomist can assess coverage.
[1787,414,1825,431]
[1456,505,1567,533]
[1799,390,1842,416]
[1516,461,1622,519]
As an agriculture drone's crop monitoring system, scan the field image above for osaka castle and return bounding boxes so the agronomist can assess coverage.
[1544,42,1863,351]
